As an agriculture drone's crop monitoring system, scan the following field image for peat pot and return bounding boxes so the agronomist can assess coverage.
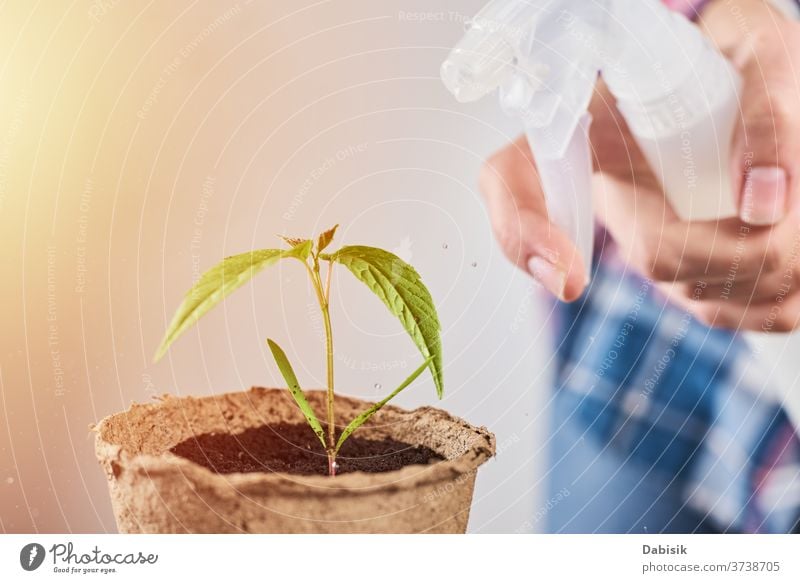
[94,387,495,533]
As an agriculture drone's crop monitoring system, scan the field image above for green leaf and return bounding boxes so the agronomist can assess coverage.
[267,339,326,449]
[279,237,313,260]
[326,246,443,398]
[154,244,309,362]
[335,357,432,453]
[316,224,339,253]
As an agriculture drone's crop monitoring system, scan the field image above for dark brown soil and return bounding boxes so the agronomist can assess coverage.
[170,422,444,476]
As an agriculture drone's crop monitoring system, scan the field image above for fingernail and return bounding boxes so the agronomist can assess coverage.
[528,256,567,301]
[740,166,787,226]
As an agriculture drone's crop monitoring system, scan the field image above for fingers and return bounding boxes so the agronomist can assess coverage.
[694,293,800,333]
[730,29,800,225]
[480,136,587,301]
[658,276,800,333]
[696,269,799,303]
[694,248,800,303]
[658,210,800,332]
[656,217,799,283]
[680,209,800,304]
[595,172,799,285]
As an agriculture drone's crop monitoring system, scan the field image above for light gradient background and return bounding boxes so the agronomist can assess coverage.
[0,0,555,533]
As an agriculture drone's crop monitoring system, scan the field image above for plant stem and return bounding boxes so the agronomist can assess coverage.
[324,257,333,301]
[310,257,336,476]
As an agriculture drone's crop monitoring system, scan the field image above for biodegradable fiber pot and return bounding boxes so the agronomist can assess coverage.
[95,387,495,533]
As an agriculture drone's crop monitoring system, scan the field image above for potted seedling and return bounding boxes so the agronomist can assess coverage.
[95,225,494,533]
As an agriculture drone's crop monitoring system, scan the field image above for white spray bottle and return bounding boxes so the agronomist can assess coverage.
[442,0,800,427]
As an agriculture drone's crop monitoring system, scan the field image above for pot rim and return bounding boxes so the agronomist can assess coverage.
[95,387,495,498]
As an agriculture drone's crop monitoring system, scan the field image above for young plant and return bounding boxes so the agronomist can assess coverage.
[154,225,443,476]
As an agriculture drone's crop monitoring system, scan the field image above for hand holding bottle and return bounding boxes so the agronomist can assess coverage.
[479,1,800,332]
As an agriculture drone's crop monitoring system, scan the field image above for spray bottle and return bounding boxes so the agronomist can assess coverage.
[442,0,800,427]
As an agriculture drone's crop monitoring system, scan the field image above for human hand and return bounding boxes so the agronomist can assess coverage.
[479,135,589,302]
[480,2,800,332]
[604,3,800,332]
[478,78,664,304]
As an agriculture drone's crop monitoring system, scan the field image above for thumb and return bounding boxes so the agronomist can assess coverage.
[731,36,800,226]
[480,136,588,302]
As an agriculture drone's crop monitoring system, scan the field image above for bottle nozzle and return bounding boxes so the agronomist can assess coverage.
[440,0,548,103]
[440,38,517,103]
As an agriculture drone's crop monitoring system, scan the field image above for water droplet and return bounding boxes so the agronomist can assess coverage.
[332,462,340,471]
[643,526,648,533]
[374,383,382,390]
[442,243,449,250]
[471,261,478,268]
[5,477,14,485]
